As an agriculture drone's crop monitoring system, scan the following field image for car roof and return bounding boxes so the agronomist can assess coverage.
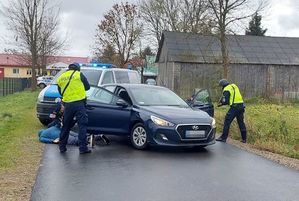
[103,83,167,90]
[81,67,138,72]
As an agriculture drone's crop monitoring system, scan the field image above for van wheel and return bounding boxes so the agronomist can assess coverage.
[130,123,148,150]
[38,83,46,89]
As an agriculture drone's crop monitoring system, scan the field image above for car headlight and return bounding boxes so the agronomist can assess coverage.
[211,118,216,129]
[151,115,174,127]
[37,90,45,102]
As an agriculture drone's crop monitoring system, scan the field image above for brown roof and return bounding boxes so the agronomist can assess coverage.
[0,53,90,67]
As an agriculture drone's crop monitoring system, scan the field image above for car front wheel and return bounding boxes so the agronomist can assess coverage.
[130,123,148,150]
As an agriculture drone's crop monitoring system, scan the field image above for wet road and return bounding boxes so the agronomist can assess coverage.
[31,137,299,201]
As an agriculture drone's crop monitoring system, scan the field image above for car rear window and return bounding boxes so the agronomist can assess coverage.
[114,71,140,84]
[81,69,102,86]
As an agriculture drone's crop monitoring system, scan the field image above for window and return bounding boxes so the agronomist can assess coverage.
[117,89,132,105]
[194,89,211,105]
[114,71,130,83]
[102,71,115,84]
[27,69,32,75]
[128,71,140,84]
[13,68,19,74]
[88,87,116,104]
[104,86,116,93]
[81,69,102,86]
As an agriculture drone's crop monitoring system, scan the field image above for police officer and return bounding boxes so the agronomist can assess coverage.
[57,63,91,154]
[216,79,247,143]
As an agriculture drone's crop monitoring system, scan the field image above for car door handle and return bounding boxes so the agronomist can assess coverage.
[86,106,95,110]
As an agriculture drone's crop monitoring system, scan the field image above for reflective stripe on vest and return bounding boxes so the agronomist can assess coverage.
[223,83,243,105]
[57,70,86,103]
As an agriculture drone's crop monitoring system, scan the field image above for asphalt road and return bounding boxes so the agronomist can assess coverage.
[31,137,299,201]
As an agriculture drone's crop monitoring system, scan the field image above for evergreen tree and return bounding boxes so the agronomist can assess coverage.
[246,12,267,36]
[140,46,154,59]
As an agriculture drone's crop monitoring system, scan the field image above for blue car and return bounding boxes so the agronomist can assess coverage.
[86,84,216,149]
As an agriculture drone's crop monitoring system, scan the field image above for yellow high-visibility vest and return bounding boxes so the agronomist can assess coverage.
[57,70,86,103]
[223,83,243,106]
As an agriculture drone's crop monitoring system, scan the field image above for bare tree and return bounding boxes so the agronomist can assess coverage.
[207,0,267,78]
[139,0,213,46]
[1,0,65,90]
[95,2,143,67]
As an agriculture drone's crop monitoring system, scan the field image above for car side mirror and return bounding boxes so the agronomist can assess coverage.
[116,99,129,108]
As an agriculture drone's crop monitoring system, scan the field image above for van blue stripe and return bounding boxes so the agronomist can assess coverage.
[44,84,61,98]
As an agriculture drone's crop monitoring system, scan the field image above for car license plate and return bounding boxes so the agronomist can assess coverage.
[185,130,205,138]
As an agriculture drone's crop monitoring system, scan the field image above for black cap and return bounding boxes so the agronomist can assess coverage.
[68,63,80,71]
[219,79,229,87]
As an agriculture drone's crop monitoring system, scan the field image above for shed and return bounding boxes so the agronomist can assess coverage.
[156,31,299,100]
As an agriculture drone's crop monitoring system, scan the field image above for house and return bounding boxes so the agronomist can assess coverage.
[0,54,90,78]
[156,31,299,100]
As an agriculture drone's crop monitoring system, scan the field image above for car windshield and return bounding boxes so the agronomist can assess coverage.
[130,87,189,107]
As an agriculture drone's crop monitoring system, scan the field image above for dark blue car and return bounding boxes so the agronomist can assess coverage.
[86,84,216,150]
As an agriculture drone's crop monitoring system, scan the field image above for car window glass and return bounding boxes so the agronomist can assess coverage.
[130,87,188,107]
[104,86,116,93]
[128,71,141,84]
[102,71,115,84]
[88,87,116,104]
[194,89,211,104]
[81,69,102,86]
[114,71,130,83]
[117,89,132,105]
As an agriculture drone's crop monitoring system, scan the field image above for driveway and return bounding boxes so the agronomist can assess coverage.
[31,137,299,201]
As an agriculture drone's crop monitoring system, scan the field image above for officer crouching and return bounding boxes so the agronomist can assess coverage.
[57,63,91,154]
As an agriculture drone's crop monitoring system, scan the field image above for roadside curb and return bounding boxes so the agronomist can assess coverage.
[225,137,299,171]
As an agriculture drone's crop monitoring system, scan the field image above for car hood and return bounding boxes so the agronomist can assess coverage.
[139,106,212,124]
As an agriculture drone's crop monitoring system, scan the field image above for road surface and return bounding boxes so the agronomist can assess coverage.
[31,137,299,201]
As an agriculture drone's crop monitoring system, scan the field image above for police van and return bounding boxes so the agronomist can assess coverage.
[36,63,141,125]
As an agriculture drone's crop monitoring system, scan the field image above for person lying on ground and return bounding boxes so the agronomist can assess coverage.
[38,125,79,145]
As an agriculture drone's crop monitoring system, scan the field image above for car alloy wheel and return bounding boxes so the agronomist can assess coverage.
[130,123,148,150]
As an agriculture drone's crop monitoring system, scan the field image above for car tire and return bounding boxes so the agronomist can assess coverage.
[38,83,46,89]
[130,123,148,150]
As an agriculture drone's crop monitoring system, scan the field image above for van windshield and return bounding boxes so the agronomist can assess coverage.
[52,69,66,84]
[81,69,102,85]
[52,68,102,86]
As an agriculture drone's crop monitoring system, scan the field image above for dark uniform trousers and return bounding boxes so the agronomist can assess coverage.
[222,103,247,141]
[59,100,88,152]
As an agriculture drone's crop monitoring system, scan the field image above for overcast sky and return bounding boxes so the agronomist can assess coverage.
[0,0,299,57]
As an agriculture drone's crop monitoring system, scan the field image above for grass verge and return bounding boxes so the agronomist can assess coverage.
[0,90,44,201]
[215,102,299,160]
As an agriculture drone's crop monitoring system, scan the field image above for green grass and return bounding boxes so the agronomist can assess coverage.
[215,102,299,159]
[0,90,43,170]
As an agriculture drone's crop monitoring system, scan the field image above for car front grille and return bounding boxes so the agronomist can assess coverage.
[43,97,56,102]
[176,124,212,140]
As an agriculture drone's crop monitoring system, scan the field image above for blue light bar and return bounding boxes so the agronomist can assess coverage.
[79,63,115,68]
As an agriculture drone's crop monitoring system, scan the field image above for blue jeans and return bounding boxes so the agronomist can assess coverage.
[39,126,60,143]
